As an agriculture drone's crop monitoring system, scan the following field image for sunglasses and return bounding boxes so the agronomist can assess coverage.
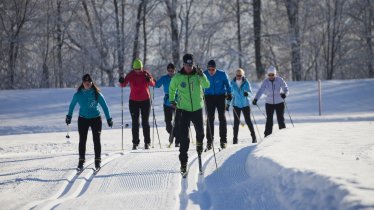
[184,63,193,67]
[167,69,175,72]
[236,75,242,77]
[268,74,275,77]
[208,68,215,72]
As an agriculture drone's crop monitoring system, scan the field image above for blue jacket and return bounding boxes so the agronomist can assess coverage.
[67,88,111,119]
[230,77,252,108]
[203,69,232,96]
[155,74,175,106]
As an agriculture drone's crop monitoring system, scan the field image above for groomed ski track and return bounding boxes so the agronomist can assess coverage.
[18,140,259,210]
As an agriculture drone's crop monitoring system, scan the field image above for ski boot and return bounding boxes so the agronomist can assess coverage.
[76,159,85,172]
[180,164,188,178]
[132,144,138,150]
[175,143,180,147]
[204,143,212,152]
[144,143,150,150]
[220,143,227,149]
[95,158,101,170]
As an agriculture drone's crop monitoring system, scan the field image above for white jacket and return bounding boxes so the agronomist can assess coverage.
[254,77,289,104]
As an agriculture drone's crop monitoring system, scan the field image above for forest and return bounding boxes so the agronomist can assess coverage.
[0,0,373,89]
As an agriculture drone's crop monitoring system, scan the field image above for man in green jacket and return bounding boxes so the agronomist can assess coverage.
[169,53,210,174]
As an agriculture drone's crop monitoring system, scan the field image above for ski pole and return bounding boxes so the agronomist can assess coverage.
[66,124,70,139]
[121,86,124,150]
[232,107,245,127]
[151,87,162,148]
[284,99,294,127]
[256,104,266,118]
[167,108,177,148]
[250,106,262,142]
[203,96,218,170]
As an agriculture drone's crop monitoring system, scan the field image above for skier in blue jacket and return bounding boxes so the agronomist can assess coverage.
[229,68,257,143]
[155,63,179,147]
[203,60,232,149]
[252,66,289,137]
[66,74,113,171]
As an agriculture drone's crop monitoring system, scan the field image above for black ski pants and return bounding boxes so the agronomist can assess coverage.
[129,99,151,145]
[205,94,227,144]
[164,105,179,144]
[233,106,256,143]
[78,116,102,160]
[265,102,286,137]
[177,109,204,166]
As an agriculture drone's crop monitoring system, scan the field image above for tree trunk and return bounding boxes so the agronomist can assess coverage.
[114,0,125,76]
[365,0,374,77]
[132,1,144,63]
[253,0,264,80]
[184,0,194,54]
[236,0,242,68]
[284,0,301,81]
[56,0,64,87]
[165,0,180,67]
[143,0,148,65]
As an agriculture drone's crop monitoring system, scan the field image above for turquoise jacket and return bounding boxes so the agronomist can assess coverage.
[67,88,111,119]
[230,77,252,108]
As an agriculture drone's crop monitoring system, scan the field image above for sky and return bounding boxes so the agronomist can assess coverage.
[0,79,373,210]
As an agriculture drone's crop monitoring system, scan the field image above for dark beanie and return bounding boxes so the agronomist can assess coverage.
[183,54,194,64]
[167,63,175,70]
[207,60,216,68]
[82,74,92,82]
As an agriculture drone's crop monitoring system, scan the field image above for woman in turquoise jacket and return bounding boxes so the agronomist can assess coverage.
[229,68,257,144]
[66,74,113,172]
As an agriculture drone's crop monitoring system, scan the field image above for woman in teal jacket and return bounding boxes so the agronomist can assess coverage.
[229,68,257,144]
[66,74,113,172]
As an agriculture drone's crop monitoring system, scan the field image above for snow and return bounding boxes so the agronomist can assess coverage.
[0,79,374,210]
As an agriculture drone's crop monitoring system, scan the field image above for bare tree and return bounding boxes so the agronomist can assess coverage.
[165,0,180,67]
[114,0,126,76]
[253,0,264,80]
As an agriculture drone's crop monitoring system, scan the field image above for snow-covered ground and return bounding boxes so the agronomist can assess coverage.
[0,79,373,210]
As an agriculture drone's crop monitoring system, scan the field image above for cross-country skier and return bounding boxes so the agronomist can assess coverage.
[169,53,210,175]
[203,60,232,149]
[229,68,257,144]
[118,58,155,150]
[252,65,289,137]
[66,74,113,171]
[155,63,180,147]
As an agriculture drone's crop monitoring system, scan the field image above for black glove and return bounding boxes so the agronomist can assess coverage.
[196,66,204,76]
[119,76,125,83]
[252,99,257,105]
[280,93,286,99]
[145,75,151,82]
[226,93,232,101]
[65,115,72,125]
[107,118,113,128]
[225,104,230,111]
[170,101,177,109]
[244,92,249,97]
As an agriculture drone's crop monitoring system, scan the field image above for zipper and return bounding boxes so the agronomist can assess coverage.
[187,75,194,111]
[271,80,275,104]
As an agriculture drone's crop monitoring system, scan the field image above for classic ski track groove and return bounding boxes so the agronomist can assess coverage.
[22,151,127,210]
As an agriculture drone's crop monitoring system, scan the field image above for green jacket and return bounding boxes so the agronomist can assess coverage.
[169,67,210,112]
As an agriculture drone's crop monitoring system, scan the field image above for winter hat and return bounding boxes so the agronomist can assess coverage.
[183,54,194,65]
[167,63,175,70]
[266,65,277,75]
[82,74,92,82]
[132,58,143,69]
[207,60,216,68]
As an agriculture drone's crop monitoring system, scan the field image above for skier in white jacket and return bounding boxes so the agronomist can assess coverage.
[252,66,289,137]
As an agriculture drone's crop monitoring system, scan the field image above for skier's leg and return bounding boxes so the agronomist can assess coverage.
[164,105,173,134]
[178,110,190,169]
[217,95,227,146]
[205,96,215,145]
[129,100,140,146]
[264,103,275,137]
[233,106,241,144]
[141,99,151,145]
[91,116,102,161]
[243,106,256,141]
[275,102,286,129]
[78,116,89,160]
[191,109,205,154]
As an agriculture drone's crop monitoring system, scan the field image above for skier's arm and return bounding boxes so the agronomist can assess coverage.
[67,94,78,117]
[169,76,177,102]
[224,72,232,94]
[98,93,112,120]
[280,78,289,96]
[199,73,210,89]
[155,76,164,88]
